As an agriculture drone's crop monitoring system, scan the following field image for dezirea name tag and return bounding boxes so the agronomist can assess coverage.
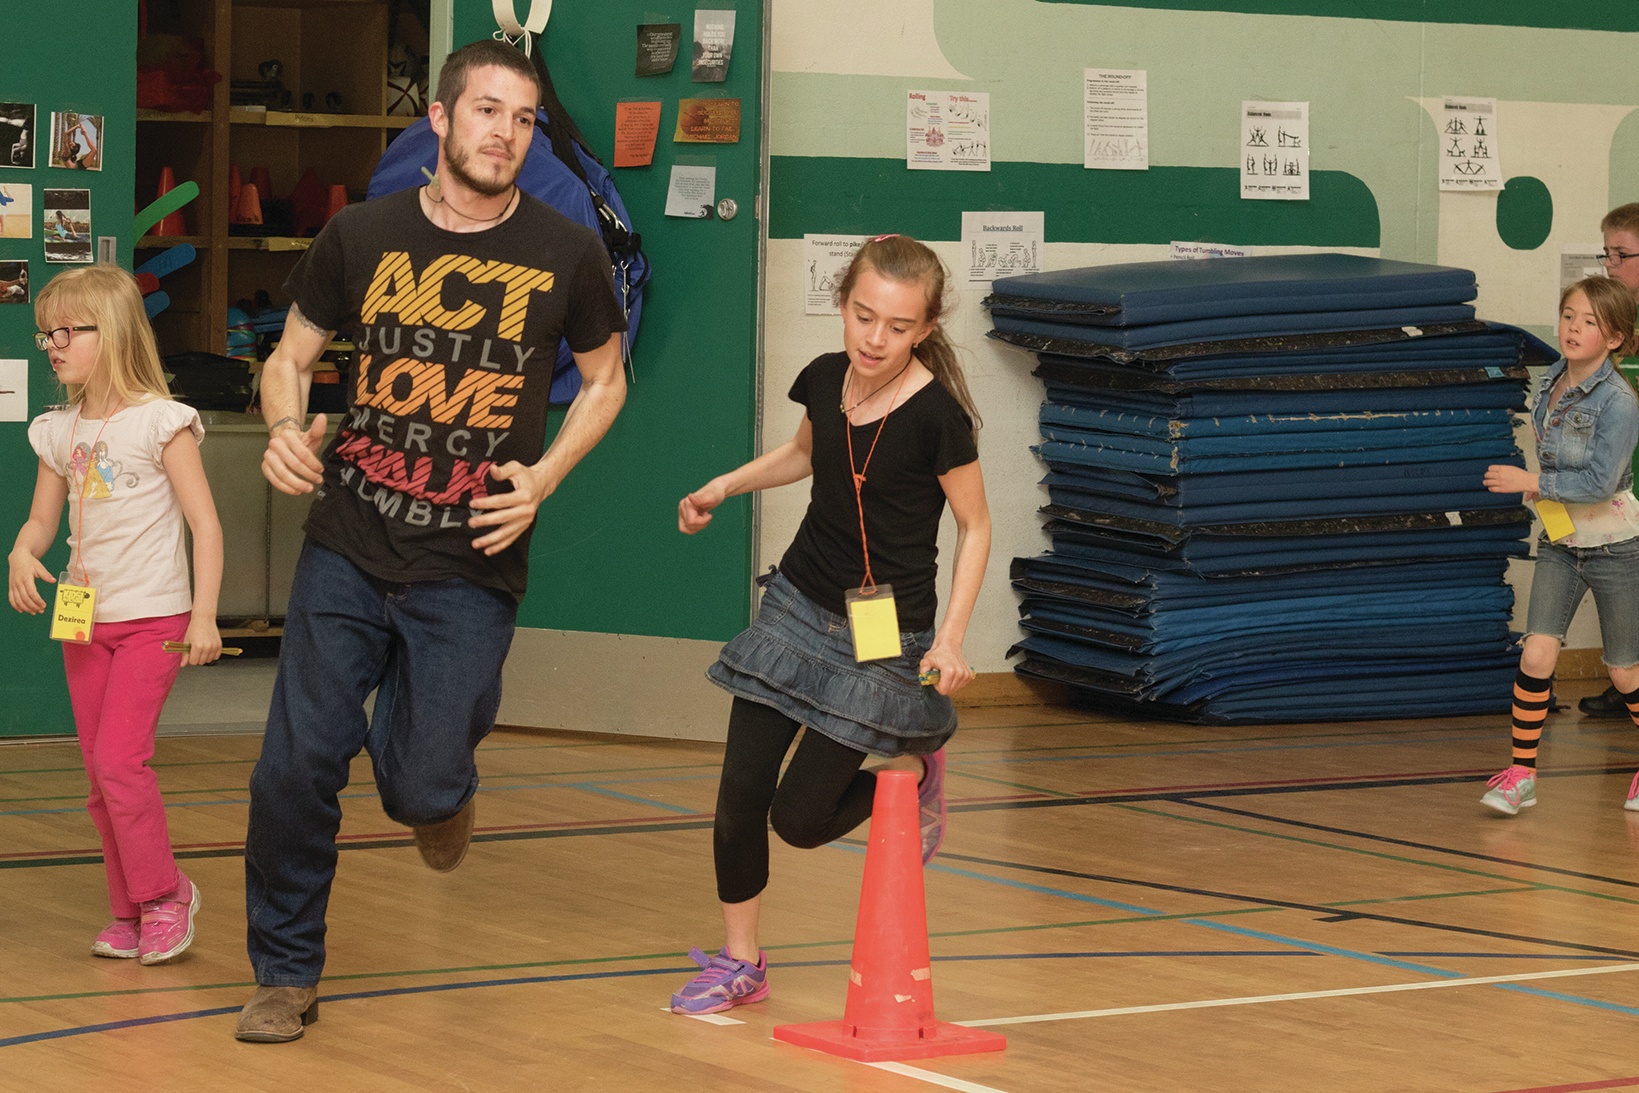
[844,584,902,662]
[51,576,96,645]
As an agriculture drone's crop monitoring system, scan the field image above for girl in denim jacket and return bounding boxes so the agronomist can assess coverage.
[1481,277,1639,815]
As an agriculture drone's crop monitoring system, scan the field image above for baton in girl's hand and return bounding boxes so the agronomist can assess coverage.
[162,641,242,656]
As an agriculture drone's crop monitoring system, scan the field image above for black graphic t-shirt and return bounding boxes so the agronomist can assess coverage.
[778,352,978,632]
[285,187,627,599]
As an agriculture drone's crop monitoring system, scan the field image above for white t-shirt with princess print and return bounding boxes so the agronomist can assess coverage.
[27,398,204,623]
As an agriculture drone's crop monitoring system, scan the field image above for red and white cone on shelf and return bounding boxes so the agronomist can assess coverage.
[772,770,1006,1062]
[153,166,187,236]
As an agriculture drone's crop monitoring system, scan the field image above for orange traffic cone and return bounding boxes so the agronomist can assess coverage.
[153,166,187,236]
[250,166,274,204]
[772,771,1006,1062]
[319,184,348,228]
[228,165,243,213]
[235,182,263,226]
[291,167,326,236]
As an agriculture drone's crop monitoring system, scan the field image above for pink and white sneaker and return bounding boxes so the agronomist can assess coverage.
[138,874,200,965]
[91,918,141,959]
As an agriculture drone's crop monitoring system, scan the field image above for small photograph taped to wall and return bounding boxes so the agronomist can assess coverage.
[43,188,92,263]
[49,112,104,171]
[0,261,29,304]
[0,103,37,168]
[0,183,33,238]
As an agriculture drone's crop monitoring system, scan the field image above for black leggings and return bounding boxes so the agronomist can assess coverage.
[713,696,877,904]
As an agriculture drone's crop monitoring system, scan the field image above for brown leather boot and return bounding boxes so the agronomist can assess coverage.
[235,985,318,1043]
[413,796,475,872]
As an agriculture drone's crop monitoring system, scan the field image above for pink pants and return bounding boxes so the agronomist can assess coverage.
[62,613,189,918]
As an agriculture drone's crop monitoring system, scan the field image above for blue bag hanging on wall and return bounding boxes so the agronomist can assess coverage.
[367,68,648,404]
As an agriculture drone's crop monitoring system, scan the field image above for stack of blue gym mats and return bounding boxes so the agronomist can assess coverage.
[986,253,1557,724]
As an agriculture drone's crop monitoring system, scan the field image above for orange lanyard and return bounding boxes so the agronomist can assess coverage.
[842,365,912,594]
[64,400,120,586]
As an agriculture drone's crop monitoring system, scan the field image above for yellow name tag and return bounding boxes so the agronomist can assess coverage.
[51,581,96,644]
[1537,499,1576,542]
[844,584,902,662]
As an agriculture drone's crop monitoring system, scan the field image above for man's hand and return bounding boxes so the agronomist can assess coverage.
[262,414,328,495]
[468,461,553,555]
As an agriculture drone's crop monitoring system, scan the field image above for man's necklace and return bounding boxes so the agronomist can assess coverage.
[840,361,913,417]
[423,176,519,224]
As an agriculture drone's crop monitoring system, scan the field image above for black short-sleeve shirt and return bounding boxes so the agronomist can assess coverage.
[285,187,628,599]
[778,352,978,631]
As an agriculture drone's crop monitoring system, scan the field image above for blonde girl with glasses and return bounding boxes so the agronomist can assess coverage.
[7,264,223,964]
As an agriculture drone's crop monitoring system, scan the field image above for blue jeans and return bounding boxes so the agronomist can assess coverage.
[1525,536,1639,669]
[244,540,517,987]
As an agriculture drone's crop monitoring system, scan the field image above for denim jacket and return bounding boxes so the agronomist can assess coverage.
[1532,356,1639,505]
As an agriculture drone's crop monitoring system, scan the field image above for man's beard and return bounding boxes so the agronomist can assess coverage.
[445,123,521,197]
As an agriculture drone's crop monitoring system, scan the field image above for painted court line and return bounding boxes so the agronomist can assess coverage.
[956,961,1639,1027]
[865,1060,1011,1092]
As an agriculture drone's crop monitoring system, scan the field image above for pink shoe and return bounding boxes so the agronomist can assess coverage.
[91,918,140,959]
[918,749,947,864]
[138,875,200,965]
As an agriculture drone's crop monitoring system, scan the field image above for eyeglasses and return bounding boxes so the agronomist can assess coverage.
[1601,250,1639,267]
[33,325,97,351]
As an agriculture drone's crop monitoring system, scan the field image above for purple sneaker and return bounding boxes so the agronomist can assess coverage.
[918,749,947,864]
[670,947,769,1015]
[91,918,140,959]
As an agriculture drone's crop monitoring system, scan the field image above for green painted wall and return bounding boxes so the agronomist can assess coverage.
[1038,0,1639,31]
[770,159,1379,246]
[451,2,760,639]
[0,4,137,736]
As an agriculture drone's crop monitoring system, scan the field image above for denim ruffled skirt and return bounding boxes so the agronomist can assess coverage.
[706,571,957,758]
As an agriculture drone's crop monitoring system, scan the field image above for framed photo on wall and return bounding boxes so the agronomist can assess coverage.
[0,103,37,169]
[0,260,29,304]
[43,188,91,263]
[49,112,104,171]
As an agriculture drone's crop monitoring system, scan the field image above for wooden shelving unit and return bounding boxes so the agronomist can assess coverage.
[136,0,413,358]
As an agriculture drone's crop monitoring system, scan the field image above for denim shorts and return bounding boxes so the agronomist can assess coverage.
[706,571,957,758]
[1525,535,1639,668]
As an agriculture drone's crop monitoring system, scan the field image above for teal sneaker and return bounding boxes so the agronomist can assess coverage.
[1481,766,1536,816]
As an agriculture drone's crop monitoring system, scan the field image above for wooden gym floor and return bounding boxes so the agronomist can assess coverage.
[4,681,1639,1092]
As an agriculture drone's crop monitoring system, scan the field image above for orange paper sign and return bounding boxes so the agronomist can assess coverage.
[614,101,662,167]
[673,98,741,144]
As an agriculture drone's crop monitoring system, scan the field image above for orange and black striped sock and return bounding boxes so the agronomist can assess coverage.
[1624,684,1639,729]
[1510,669,1552,769]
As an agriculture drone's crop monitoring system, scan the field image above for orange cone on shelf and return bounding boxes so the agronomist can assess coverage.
[319,184,348,229]
[772,771,1007,1063]
[250,165,274,203]
[290,167,327,236]
[228,165,243,210]
[235,182,263,226]
[152,166,187,236]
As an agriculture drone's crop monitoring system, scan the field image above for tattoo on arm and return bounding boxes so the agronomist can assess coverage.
[289,302,332,337]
